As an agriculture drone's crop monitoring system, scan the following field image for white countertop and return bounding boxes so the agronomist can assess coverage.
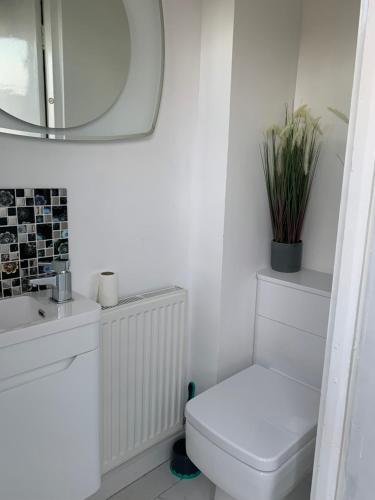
[257,268,333,297]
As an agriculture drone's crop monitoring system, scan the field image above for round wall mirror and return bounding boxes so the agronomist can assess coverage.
[0,0,131,129]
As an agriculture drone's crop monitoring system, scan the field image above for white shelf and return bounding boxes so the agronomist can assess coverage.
[257,268,333,298]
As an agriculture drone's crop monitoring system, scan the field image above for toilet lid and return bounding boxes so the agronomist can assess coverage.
[186,364,320,472]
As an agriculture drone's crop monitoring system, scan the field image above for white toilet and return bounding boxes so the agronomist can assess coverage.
[186,269,331,500]
[186,365,319,500]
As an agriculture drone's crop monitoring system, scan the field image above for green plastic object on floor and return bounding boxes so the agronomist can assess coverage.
[170,382,201,479]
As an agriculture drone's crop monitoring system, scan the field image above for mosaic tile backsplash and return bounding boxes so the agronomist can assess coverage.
[0,188,69,298]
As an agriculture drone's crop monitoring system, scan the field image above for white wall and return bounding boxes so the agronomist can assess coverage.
[188,0,235,392]
[187,0,304,389]
[295,0,360,273]
[199,0,360,385]
[217,0,303,381]
[0,0,361,395]
[0,0,202,299]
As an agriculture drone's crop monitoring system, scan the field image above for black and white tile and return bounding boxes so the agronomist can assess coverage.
[0,188,69,298]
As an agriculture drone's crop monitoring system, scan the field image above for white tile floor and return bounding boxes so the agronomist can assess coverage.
[110,462,215,500]
[110,462,312,500]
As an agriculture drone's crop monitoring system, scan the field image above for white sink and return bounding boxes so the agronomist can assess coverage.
[0,290,101,348]
[0,295,52,332]
[0,290,102,500]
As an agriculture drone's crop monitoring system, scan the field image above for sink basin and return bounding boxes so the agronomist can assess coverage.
[0,290,101,348]
[0,295,52,332]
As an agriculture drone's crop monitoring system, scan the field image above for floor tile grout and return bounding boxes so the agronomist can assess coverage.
[152,477,182,500]
[108,461,174,500]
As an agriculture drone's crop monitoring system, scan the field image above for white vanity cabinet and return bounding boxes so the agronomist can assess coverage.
[0,292,101,500]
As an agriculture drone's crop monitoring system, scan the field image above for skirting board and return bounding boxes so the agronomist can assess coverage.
[88,431,183,500]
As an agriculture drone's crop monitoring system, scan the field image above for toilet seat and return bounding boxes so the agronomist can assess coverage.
[186,364,320,473]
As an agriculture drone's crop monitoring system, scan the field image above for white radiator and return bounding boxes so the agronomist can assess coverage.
[100,287,187,473]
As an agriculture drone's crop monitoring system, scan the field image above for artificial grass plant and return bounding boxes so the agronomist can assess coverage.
[261,105,322,244]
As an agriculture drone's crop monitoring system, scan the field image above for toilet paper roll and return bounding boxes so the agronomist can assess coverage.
[98,272,119,307]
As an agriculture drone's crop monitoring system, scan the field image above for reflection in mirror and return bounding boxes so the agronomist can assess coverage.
[0,0,131,129]
[0,0,164,141]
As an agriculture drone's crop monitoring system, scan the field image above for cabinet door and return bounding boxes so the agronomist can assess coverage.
[0,350,100,500]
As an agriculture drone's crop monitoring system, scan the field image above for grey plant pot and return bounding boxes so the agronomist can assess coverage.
[271,240,303,273]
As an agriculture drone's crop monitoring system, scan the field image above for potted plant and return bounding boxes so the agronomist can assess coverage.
[261,105,322,273]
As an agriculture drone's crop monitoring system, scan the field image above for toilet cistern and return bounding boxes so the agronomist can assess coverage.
[28,258,72,303]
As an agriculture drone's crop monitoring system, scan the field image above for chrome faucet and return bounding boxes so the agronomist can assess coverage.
[28,259,72,303]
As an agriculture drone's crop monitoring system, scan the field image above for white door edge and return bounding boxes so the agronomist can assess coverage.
[311,1,375,499]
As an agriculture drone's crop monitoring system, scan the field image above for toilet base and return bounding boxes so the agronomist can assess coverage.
[187,421,315,500]
[214,474,312,500]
